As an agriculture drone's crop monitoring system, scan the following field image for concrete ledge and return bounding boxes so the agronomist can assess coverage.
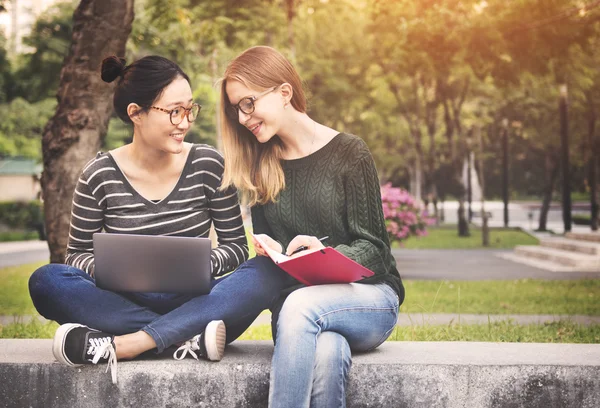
[1,340,599,407]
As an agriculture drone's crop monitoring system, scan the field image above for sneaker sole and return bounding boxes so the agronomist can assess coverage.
[204,320,226,361]
[52,323,85,366]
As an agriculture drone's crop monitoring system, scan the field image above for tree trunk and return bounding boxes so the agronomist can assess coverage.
[501,118,509,228]
[538,153,559,232]
[588,92,598,231]
[458,200,470,237]
[559,84,572,232]
[467,150,472,222]
[439,78,470,237]
[431,184,440,226]
[424,80,439,218]
[414,153,422,202]
[285,0,296,59]
[41,0,134,263]
[474,125,489,246]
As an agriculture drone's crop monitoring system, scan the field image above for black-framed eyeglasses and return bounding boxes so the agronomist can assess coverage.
[226,86,278,121]
[150,103,201,125]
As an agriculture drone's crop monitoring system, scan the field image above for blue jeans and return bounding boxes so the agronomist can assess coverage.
[29,257,289,353]
[268,282,400,408]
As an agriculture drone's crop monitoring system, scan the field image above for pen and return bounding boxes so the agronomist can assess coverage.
[289,236,329,256]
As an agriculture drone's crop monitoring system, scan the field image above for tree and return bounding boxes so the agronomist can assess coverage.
[584,52,600,230]
[9,2,75,102]
[0,98,56,159]
[491,0,600,230]
[42,0,134,263]
[0,31,10,103]
[369,0,491,235]
[124,0,286,149]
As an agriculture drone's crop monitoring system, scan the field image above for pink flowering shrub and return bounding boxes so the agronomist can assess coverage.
[380,183,435,244]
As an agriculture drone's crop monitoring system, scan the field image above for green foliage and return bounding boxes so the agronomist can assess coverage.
[8,1,75,102]
[1,0,600,202]
[0,201,44,230]
[0,3,72,159]
[103,117,133,151]
[572,213,599,226]
[0,98,56,159]
[0,231,40,242]
[0,32,10,103]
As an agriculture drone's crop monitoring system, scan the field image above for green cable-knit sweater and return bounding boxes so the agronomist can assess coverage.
[251,132,405,303]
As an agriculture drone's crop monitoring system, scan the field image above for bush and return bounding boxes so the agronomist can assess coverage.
[0,230,39,242]
[0,201,44,238]
[381,183,434,244]
[572,214,599,226]
[0,98,56,160]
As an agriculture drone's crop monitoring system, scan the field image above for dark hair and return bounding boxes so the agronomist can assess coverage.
[101,55,190,124]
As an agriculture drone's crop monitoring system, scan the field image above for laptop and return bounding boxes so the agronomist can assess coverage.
[93,233,212,293]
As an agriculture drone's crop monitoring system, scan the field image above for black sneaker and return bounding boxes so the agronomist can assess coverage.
[52,323,118,383]
[173,320,226,361]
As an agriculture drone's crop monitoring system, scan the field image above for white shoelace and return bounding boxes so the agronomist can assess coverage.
[173,334,201,360]
[88,337,118,384]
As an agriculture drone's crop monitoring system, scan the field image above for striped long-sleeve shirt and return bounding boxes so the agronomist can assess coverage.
[65,144,249,278]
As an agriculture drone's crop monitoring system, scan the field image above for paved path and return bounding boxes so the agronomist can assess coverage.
[2,241,600,280]
[393,249,600,280]
[0,241,48,268]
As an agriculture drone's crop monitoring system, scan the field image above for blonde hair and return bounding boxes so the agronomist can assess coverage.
[219,46,307,206]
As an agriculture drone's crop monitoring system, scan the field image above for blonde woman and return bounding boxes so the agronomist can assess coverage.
[219,46,405,408]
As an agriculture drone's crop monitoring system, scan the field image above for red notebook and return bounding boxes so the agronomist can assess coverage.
[253,234,375,285]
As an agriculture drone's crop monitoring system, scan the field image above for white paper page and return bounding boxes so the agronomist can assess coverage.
[251,233,289,264]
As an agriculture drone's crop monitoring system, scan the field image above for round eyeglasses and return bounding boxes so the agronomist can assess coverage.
[226,86,278,121]
[150,103,201,125]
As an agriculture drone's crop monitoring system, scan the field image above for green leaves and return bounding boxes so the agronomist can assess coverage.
[10,1,75,103]
[0,98,56,160]
[0,0,598,198]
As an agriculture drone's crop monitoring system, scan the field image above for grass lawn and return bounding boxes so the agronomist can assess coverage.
[3,318,599,344]
[2,262,598,343]
[401,279,600,315]
[238,320,600,343]
[0,320,58,339]
[400,226,538,249]
[2,263,598,318]
[387,320,600,343]
[0,262,44,316]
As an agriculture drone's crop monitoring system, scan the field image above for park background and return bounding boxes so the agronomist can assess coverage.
[0,0,599,343]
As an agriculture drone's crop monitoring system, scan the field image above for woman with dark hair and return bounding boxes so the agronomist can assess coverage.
[29,55,289,384]
[219,46,404,408]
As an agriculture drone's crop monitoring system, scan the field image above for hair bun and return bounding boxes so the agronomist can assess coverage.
[101,56,127,83]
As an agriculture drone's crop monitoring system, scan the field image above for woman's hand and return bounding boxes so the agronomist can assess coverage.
[286,235,325,257]
[252,234,283,257]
